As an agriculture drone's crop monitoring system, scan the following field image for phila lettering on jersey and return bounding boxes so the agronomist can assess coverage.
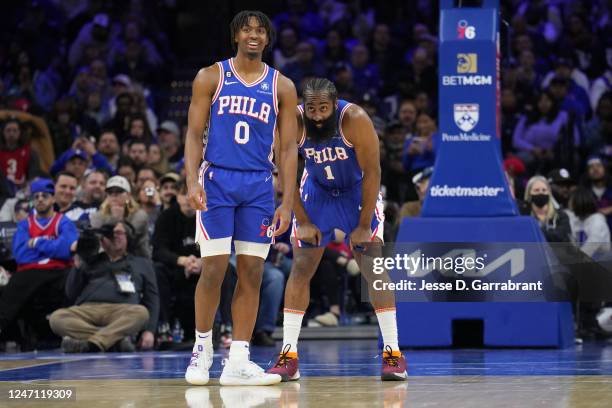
[205,58,279,171]
[298,99,363,190]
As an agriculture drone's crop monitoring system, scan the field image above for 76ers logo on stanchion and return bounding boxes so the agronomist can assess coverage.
[454,104,479,132]
[259,218,274,238]
[457,20,476,39]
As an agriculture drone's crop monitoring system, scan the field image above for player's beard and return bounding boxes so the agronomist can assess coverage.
[304,109,337,144]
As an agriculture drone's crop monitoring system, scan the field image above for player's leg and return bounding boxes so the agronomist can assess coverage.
[267,245,324,381]
[349,194,407,381]
[219,171,281,386]
[186,166,234,385]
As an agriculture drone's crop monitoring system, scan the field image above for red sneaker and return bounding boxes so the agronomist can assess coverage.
[267,344,300,382]
[381,346,407,381]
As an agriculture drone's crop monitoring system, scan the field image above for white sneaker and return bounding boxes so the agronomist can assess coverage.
[184,387,211,408]
[219,386,282,407]
[219,359,282,386]
[185,345,213,385]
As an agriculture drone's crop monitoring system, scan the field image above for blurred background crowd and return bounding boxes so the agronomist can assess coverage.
[0,0,611,352]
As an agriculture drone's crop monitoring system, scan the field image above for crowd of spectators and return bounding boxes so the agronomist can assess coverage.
[1,0,612,350]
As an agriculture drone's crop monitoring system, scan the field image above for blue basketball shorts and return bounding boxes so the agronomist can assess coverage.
[292,179,385,248]
[195,163,275,258]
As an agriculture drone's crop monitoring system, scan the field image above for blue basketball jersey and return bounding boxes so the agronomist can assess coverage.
[205,58,279,171]
[298,100,362,190]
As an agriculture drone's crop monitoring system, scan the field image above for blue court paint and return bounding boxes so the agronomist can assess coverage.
[1,340,612,381]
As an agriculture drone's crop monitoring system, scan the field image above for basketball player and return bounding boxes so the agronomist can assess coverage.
[184,11,297,386]
[267,78,407,381]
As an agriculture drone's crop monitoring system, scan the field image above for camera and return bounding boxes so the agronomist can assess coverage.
[76,225,116,262]
[145,187,156,197]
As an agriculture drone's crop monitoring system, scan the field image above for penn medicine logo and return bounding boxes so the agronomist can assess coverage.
[454,104,479,132]
[457,53,477,73]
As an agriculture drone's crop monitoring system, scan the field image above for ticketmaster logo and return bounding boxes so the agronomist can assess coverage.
[442,132,492,142]
[430,185,504,197]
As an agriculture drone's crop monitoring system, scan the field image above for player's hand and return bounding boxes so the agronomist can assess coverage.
[139,330,155,350]
[297,222,322,246]
[349,225,372,252]
[188,182,207,211]
[272,204,292,237]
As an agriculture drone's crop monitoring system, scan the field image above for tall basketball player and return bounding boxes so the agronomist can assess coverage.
[184,11,297,386]
[267,78,407,381]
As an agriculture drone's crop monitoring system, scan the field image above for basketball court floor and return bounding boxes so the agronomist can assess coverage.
[1,339,612,407]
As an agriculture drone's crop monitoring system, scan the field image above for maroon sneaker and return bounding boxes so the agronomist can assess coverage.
[267,344,300,382]
[381,346,407,381]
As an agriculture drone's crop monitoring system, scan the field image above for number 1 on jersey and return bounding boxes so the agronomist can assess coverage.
[234,121,249,144]
[324,165,335,180]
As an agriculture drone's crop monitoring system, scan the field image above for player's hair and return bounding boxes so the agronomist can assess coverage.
[302,78,338,101]
[230,10,275,53]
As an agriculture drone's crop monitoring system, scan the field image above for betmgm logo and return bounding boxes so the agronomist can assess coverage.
[457,53,477,73]
[442,53,492,86]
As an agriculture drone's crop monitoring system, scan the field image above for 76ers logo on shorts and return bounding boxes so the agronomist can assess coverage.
[260,218,274,238]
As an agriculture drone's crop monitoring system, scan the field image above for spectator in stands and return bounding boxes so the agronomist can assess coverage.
[583,156,612,232]
[137,178,162,238]
[147,143,169,175]
[49,220,158,352]
[285,41,325,85]
[104,92,134,142]
[348,42,380,97]
[90,176,151,258]
[106,75,132,120]
[512,91,575,174]
[136,167,158,193]
[547,168,576,210]
[54,171,78,216]
[117,159,137,188]
[501,88,521,155]
[47,97,81,156]
[273,26,299,71]
[402,112,438,174]
[590,62,612,112]
[69,13,115,68]
[567,187,611,259]
[156,121,182,166]
[50,145,109,182]
[585,92,612,159]
[0,179,77,339]
[97,129,121,171]
[400,166,433,219]
[127,139,149,172]
[66,169,108,224]
[542,55,590,98]
[127,113,154,145]
[397,99,417,139]
[152,183,199,342]
[523,175,571,242]
[548,76,590,121]
[108,18,163,69]
[320,29,346,73]
[0,118,41,190]
[382,121,408,203]
[83,89,108,126]
[158,172,179,210]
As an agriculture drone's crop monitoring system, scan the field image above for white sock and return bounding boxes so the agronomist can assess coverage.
[229,340,250,362]
[376,308,400,352]
[282,308,305,354]
[195,329,213,351]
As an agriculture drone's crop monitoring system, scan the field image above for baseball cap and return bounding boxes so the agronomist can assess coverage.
[159,172,180,185]
[547,168,575,184]
[106,175,131,193]
[412,166,434,185]
[66,148,88,162]
[157,120,180,137]
[112,74,131,87]
[93,13,109,28]
[31,178,55,195]
[587,155,604,167]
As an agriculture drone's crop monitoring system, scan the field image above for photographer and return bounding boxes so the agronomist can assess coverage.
[49,220,159,353]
